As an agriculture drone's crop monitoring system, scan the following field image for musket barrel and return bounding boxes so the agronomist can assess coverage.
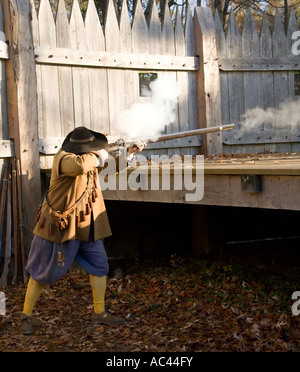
[153,124,235,143]
[106,124,235,152]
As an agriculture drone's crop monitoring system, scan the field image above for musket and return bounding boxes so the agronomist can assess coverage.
[0,162,8,248]
[105,124,235,153]
[12,159,19,285]
[0,163,12,289]
[16,158,28,284]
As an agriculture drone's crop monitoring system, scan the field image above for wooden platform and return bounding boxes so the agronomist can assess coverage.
[204,153,300,176]
[102,153,300,211]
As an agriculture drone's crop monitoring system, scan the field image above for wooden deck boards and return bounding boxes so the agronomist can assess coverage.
[40,153,300,210]
[204,153,300,175]
[101,153,300,210]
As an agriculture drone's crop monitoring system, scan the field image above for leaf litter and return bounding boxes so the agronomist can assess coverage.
[1,244,300,352]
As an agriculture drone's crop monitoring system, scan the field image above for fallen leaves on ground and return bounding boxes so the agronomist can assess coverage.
[1,247,300,352]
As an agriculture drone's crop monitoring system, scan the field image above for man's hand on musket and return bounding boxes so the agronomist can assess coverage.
[128,140,147,154]
[126,140,147,167]
[92,149,109,167]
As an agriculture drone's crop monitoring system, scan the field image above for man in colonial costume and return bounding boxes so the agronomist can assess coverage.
[20,127,145,335]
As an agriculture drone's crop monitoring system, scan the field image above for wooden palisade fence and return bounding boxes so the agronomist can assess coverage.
[217,9,300,154]
[32,0,201,165]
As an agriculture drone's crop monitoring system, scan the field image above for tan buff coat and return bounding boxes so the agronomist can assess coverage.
[33,149,112,244]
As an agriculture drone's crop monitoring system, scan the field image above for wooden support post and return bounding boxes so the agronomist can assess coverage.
[194,7,223,155]
[0,0,41,249]
[192,205,224,255]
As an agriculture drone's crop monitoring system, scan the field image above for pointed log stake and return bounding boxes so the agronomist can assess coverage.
[0,163,12,289]
[11,159,19,285]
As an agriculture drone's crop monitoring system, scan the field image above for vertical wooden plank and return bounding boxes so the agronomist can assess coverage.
[260,13,275,153]
[56,0,74,137]
[148,0,162,55]
[70,0,90,128]
[30,0,43,142]
[146,0,164,157]
[174,6,189,155]
[0,4,8,140]
[242,10,264,154]
[287,9,298,99]
[119,0,134,111]
[214,10,229,147]
[38,0,61,140]
[132,1,149,54]
[161,1,180,155]
[132,0,150,105]
[32,0,49,169]
[185,3,198,156]
[36,0,60,169]
[105,0,122,136]
[288,10,300,152]
[0,0,41,248]
[194,6,206,153]
[272,10,290,152]
[194,7,222,155]
[37,0,60,169]
[225,10,245,154]
[85,0,109,134]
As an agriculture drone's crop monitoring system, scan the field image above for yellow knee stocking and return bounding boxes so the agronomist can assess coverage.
[22,277,44,317]
[23,275,106,316]
[89,274,106,314]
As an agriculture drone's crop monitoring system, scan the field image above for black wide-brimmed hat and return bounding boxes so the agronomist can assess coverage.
[61,126,108,154]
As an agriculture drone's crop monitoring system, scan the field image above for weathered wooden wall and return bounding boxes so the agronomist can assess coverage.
[30,2,300,158]
[33,0,200,166]
[217,9,300,154]
[1,2,299,166]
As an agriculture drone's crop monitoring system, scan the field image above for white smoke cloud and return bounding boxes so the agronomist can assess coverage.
[241,97,300,131]
[112,76,180,141]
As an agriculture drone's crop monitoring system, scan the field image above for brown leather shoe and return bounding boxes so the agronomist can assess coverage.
[92,310,126,326]
[20,314,35,335]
